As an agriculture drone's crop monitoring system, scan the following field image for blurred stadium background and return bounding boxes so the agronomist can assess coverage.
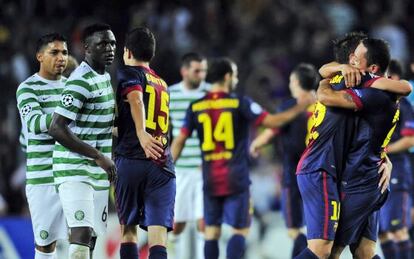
[1,0,414,258]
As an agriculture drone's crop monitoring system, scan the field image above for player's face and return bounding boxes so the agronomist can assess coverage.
[289,73,301,98]
[230,63,239,90]
[182,60,208,88]
[350,43,368,70]
[87,30,116,67]
[38,41,68,76]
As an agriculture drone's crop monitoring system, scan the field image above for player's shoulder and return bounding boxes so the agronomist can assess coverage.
[17,74,43,93]
[278,98,296,111]
[117,65,146,83]
[168,82,182,91]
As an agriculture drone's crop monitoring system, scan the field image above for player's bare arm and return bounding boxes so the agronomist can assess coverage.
[49,113,116,182]
[370,78,412,96]
[249,129,275,158]
[317,79,357,110]
[261,91,315,128]
[126,90,163,160]
[171,132,188,163]
[319,62,364,87]
[386,136,414,154]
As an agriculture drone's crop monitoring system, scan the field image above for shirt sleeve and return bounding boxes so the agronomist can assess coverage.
[180,104,195,137]
[16,84,53,134]
[399,99,414,136]
[344,87,391,112]
[240,96,268,126]
[54,78,91,121]
[117,67,144,98]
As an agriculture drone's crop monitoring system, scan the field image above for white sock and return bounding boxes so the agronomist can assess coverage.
[35,249,56,259]
[68,244,90,259]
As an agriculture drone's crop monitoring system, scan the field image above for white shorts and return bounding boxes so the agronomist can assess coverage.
[26,185,68,246]
[58,182,108,236]
[174,170,203,222]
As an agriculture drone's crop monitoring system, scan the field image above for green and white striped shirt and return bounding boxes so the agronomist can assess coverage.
[16,74,66,185]
[53,62,115,190]
[169,81,210,173]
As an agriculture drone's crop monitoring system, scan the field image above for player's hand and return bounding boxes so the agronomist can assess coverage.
[95,153,117,182]
[137,130,164,160]
[378,155,392,194]
[340,64,365,88]
[249,141,260,158]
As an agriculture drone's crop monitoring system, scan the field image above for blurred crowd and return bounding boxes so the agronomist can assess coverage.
[1,0,414,215]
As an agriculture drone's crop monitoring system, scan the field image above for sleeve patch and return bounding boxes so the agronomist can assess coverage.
[61,94,74,107]
[21,104,32,117]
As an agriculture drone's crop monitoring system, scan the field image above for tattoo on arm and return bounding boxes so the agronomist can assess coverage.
[343,92,354,103]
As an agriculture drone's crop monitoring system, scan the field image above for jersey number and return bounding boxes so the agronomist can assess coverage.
[145,85,169,133]
[198,112,234,151]
[330,201,340,221]
[306,102,326,144]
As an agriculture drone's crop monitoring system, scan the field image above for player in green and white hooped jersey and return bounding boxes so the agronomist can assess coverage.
[16,33,68,259]
[169,52,209,259]
[49,23,116,259]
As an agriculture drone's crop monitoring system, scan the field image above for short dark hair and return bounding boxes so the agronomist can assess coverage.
[82,23,111,44]
[387,59,404,78]
[36,33,67,53]
[125,27,156,62]
[362,38,390,74]
[206,57,234,83]
[333,31,368,63]
[181,52,205,67]
[292,63,320,91]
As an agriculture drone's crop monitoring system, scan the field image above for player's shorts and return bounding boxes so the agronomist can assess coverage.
[281,184,304,229]
[115,156,176,231]
[203,189,252,229]
[334,186,388,246]
[58,181,108,236]
[26,184,67,246]
[297,171,340,240]
[174,169,203,222]
[379,190,411,233]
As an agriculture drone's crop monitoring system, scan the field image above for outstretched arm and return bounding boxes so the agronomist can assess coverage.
[249,129,276,157]
[386,136,414,154]
[171,132,188,163]
[370,78,412,96]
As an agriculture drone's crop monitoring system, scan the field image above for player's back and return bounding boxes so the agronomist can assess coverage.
[278,98,315,185]
[115,65,174,174]
[342,87,399,190]
[183,91,266,196]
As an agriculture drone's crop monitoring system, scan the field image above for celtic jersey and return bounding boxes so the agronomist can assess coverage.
[169,81,210,173]
[53,61,115,190]
[16,74,66,185]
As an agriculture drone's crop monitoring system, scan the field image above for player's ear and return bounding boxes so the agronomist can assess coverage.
[370,64,380,74]
[36,51,43,63]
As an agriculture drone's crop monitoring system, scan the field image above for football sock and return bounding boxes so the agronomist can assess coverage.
[226,234,246,259]
[120,242,138,259]
[292,233,308,258]
[398,240,412,259]
[35,249,55,259]
[149,245,167,259]
[294,247,318,259]
[381,240,399,259]
[68,244,90,259]
[205,239,219,259]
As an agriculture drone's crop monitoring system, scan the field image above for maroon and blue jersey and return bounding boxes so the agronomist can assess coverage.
[181,91,267,196]
[387,98,414,191]
[297,74,380,179]
[338,81,399,190]
[277,98,315,186]
[115,65,174,174]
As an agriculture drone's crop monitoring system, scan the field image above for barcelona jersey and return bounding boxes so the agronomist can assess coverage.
[181,91,268,196]
[296,73,381,178]
[115,65,174,174]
